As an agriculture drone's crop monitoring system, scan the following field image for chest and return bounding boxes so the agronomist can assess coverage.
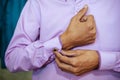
[39,0,120,43]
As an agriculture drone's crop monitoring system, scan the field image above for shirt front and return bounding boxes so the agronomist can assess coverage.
[5,0,120,80]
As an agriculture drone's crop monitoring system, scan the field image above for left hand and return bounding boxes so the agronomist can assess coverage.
[53,50,99,76]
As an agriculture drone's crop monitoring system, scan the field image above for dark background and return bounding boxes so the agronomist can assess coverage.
[0,0,32,80]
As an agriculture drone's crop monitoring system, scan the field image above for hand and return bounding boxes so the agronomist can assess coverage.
[60,5,96,50]
[53,50,99,76]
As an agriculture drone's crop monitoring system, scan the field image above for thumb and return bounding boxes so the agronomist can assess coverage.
[76,5,88,20]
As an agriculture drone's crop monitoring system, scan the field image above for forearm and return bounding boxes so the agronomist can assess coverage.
[5,0,62,72]
[5,36,62,72]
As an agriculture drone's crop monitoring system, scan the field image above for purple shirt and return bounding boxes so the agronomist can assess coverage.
[5,0,120,80]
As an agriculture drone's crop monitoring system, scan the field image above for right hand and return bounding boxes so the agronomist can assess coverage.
[60,5,96,50]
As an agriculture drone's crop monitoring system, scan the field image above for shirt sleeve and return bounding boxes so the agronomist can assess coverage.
[5,0,62,72]
[98,51,120,72]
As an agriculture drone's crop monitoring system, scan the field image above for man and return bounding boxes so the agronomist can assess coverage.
[5,0,120,80]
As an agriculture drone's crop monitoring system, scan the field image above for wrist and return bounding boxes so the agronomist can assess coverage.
[60,33,73,50]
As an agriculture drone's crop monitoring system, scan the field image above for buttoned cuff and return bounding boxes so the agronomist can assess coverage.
[98,51,116,70]
[43,36,62,52]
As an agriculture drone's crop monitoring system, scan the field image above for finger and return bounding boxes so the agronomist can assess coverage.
[76,5,88,20]
[74,69,91,76]
[54,51,73,65]
[62,50,86,57]
[55,58,75,73]
[85,15,96,30]
[61,50,80,57]
[90,27,96,36]
[75,65,94,76]
[87,15,95,26]
[80,16,87,22]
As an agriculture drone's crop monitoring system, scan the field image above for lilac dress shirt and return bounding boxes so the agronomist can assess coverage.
[5,0,120,80]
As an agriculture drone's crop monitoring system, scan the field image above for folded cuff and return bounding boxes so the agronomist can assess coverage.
[43,36,62,52]
[98,51,116,70]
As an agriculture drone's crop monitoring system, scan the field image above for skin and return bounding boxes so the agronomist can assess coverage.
[60,5,96,50]
[54,50,99,76]
[54,5,99,76]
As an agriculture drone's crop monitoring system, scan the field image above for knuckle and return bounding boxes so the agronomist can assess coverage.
[87,22,93,27]
[57,63,61,68]
[93,29,96,33]
[70,60,74,65]
[68,66,73,71]
[59,56,64,61]
[58,57,62,61]
[90,29,96,34]
[73,68,79,73]
[89,26,94,30]
[56,61,62,68]
[89,15,94,19]
[87,15,95,23]
[72,62,76,67]
[71,59,77,66]
[91,32,96,37]
[67,58,72,64]
[91,32,96,36]
[88,37,96,43]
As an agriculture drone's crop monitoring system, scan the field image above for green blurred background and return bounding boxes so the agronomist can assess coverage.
[0,0,32,80]
[0,60,32,80]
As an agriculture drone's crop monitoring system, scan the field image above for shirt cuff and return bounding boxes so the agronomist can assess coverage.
[98,51,116,70]
[43,36,62,52]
